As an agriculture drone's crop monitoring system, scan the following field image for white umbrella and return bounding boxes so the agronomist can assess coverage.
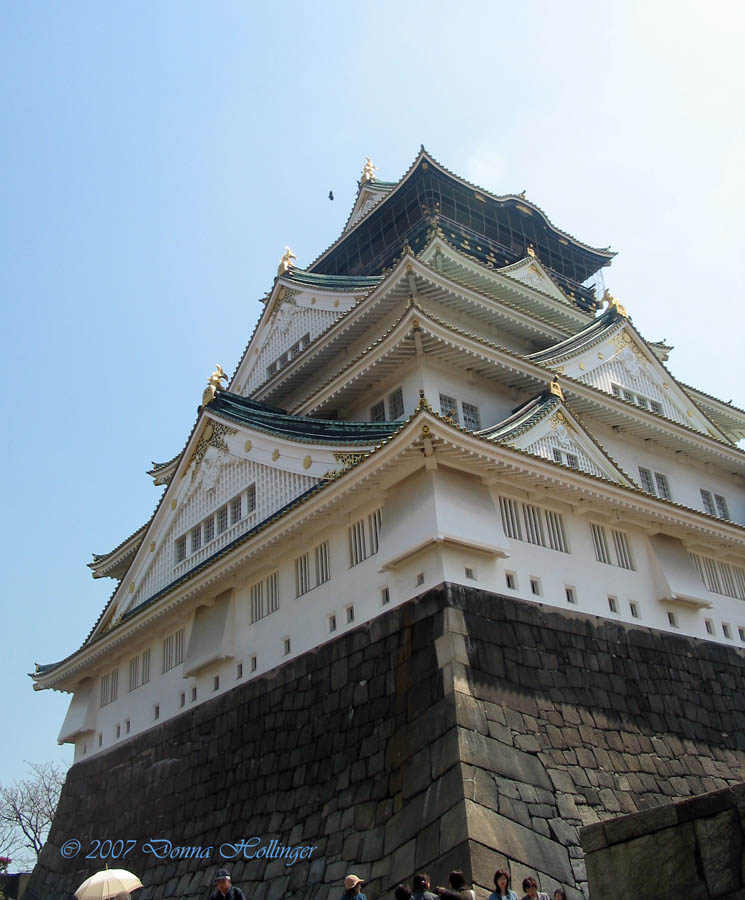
[74,868,143,900]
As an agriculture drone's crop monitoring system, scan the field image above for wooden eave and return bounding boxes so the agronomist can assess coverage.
[88,524,148,580]
[680,384,745,442]
[33,407,745,692]
[419,235,592,333]
[291,301,745,476]
[254,253,578,409]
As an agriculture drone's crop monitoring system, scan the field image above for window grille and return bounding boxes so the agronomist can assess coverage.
[522,503,546,547]
[552,447,579,470]
[368,509,382,555]
[204,516,215,542]
[565,587,576,604]
[191,525,202,553]
[499,497,522,541]
[315,541,330,585]
[329,614,336,632]
[266,572,279,613]
[590,523,612,565]
[700,489,716,516]
[250,581,264,623]
[295,553,310,596]
[639,467,672,499]
[100,668,118,707]
[247,483,257,512]
[230,496,242,524]
[462,402,481,430]
[381,587,390,605]
[690,553,745,600]
[388,387,404,419]
[715,494,730,520]
[612,383,663,413]
[346,606,355,623]
[370,400,385,422]
[612,530,634,570]
[175,536,187,563]
[142,649,150,683]
[545,511,568,553]
[654,472,671,500]
[129,657,140,693]
[162,628,184,672]
[349,518,366,566]
[439,393,459,423]
[217,506,229,534]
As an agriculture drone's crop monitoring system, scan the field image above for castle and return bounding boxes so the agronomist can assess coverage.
[29,150,745,899]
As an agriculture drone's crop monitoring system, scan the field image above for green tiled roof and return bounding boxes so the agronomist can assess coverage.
[283,269,382,290]
[527,308,620,362]
[208,391,401,443]
[479,394,559,443]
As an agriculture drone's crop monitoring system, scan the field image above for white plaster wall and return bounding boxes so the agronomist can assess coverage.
[72,478,745,762]
[591,423,745,526]
[343,358,519,431]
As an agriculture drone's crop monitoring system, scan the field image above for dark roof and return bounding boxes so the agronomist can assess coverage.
[283,269,382,290]
[310,149,614,292]
[479,393,560,442]
[208,391,402,443]
[527,307,621,362]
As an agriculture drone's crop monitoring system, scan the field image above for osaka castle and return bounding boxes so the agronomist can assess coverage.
[34,148,745,762]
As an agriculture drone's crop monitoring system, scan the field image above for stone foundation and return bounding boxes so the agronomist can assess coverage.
[581,784,745,898]
[26,584,745,900]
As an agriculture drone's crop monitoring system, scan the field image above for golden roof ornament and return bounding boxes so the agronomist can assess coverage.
[361,157,377,184]
[202,364,228,406]
[527,244,536,258]
[277,246,297,277]
[549,376,564,400]
[603,289,628,318]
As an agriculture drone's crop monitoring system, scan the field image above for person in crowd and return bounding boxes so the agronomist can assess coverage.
[553,891,567,900]
[395,885,412,900]
[519,877,549,900]
[489,868,517,900]
[434,869,477,900]
[412,873,438,900]
[342,874,368,900]
[210,869,247,900]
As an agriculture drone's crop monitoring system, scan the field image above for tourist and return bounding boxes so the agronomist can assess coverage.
[395,885,412,900]
[553,891,567,900]
[342,874,368,900]
[412,873,438,900]
[519,877,549,900]
[210,869,247,900]
[489,868,517,900]
[434,870,477,900]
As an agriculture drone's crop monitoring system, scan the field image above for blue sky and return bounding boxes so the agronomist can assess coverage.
[1,1,744,789]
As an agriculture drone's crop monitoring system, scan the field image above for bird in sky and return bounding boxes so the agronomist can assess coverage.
[328,190,334,201]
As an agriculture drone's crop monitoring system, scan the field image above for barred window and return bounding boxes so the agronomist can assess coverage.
[162,628,185,672]
[247,483,256,513]
[552,447,579,470]
[591,524,635,570]
[462,402,481,430]
[295,552,310,596]
[266,572,279,613]
[715,494,730,520]
[612,529,634,570]
[388,387,404,419]
[100,667,119,708]
[700,489,716,516]
[191,525,202,553]
[370,400,385,422]
[612,383,662,413]
[315,541,330,585]
[691,553,745,600]
[217,506,229,534]
[142,649,150,683]
[250,580,264,623]
[129,656,139,693]
[639,467,672,500]
[499,497,568,553]
[590,523,612,565]
[349,510,382,566]
[230,495,242,524]
[439,393,459,423]
[175,536,187,563]
[204,516,215,543]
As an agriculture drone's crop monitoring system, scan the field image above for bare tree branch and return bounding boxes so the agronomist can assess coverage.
[0,760,69,871]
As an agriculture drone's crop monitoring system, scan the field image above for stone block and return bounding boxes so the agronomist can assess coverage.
[459,730,552,791]
[695,809,743,897]
[389,837,417,886]
[464,799,574,883]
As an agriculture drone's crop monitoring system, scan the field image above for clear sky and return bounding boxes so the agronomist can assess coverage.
[1,1,744,788]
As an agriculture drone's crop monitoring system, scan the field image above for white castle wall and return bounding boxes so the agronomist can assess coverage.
[72,470,745,763]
